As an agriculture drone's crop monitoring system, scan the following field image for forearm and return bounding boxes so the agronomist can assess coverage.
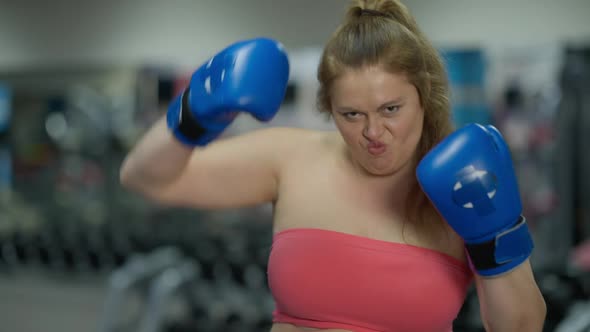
[476,260,546,331]
[120,116,195,194]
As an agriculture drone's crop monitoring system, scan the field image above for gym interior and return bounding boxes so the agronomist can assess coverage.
[0,1,589,331]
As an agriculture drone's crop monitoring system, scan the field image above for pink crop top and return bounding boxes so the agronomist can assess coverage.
[267,228,473,332]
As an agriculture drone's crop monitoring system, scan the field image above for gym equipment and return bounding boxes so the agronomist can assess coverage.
[138,260,201,332]
[98,246,185,332]
[442,48,491,127]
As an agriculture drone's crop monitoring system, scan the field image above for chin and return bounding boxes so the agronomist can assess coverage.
[368,167,398,176]
[360,160,399,176]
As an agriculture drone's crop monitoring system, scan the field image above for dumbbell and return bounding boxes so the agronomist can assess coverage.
[537,270,586,330]
[138,260,201,332]
[186,237,221,281]
[32,227,67,271]
[100,222,139,268]
[98,246,185,332]
[1,230,36,268]
[214,279,274,332]
[554,300,590,332]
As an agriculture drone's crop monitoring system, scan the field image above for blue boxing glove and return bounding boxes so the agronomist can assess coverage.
[416,123,534,276]
[167,37,290,146]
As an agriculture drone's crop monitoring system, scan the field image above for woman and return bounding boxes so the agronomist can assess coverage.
[120,0,546,331]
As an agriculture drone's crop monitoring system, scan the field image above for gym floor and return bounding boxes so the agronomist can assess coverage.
[0,271,106,332]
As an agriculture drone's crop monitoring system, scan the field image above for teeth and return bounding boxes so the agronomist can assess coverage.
[454,182,462,190]
[487,189,496,199]
[463,202,474,208]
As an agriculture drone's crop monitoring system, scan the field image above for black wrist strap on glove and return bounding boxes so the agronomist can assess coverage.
[465,216,533,271]
[177,88,207,141]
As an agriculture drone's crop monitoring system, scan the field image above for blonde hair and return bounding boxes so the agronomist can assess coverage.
[317,0,454,229]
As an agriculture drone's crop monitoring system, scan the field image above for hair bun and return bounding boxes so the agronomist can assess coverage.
[346,0,420,34]
[358,8,393,19]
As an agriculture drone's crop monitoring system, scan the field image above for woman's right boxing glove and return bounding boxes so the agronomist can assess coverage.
[167,37,290,146]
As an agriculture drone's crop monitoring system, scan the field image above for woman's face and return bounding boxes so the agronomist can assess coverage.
[330,66,424,176]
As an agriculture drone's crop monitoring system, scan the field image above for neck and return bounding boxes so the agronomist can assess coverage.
[341,144,418,200]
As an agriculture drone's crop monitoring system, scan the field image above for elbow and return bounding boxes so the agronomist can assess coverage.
[486,296,547,332]
[118,157,178,207]
[119,156,153,196]
[119,157,138,191]
[519,296,547,331]
[512,307,546,332]
[526,295,547,331]
[522,287,547,331]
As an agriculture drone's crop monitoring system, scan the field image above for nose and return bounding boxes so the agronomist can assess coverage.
[363,115,385,141]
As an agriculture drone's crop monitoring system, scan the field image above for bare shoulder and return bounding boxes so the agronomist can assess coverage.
[238,126,335,157]
[418,212,468,263]
[245,127,340,184]
[245,126,322,144]
[439,222,469,263]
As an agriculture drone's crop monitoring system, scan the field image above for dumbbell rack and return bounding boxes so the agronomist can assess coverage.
[0,191,277,332]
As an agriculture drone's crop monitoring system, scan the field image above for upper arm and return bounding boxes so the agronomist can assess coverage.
[155,127,304,209]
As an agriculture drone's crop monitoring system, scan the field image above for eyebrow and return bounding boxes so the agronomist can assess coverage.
[335,97,406,112]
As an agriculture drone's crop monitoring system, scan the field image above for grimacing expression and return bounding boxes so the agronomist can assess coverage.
[330,66,424,176]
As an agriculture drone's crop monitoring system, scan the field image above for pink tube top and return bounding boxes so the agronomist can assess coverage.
[267,228,473,332]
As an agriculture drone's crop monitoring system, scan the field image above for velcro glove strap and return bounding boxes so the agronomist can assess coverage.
[167,89,211,147]
[465,216,534,276]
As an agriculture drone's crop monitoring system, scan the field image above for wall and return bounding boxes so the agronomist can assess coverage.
[406,0,590,49]
[0,0,344,70]
[1,0,588,69]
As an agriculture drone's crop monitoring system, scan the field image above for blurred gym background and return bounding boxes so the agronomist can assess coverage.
[1,1,589,331]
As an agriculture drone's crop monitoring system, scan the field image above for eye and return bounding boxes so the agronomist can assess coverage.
[384,105,400,114]
[343,112,362,119]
